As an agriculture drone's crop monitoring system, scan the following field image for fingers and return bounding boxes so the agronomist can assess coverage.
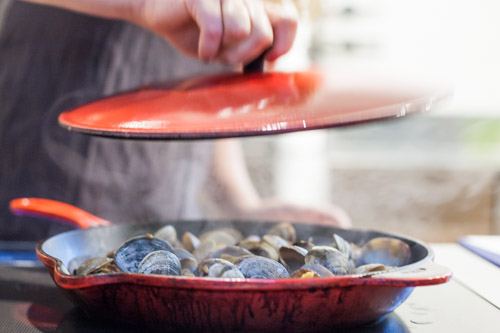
[221,0,251,45]
[186,0,297,65]
[219,0,273,65]
[186,0,223,61]
[263,1,298,61]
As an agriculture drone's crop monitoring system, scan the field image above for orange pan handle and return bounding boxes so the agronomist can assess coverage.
[9,198,111,229]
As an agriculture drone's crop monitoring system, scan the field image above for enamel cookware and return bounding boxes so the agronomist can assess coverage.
[10,198,451,332]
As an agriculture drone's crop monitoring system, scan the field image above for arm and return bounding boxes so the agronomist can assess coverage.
[212,139,352,228]
[211,139,262,214]
[22,0,298,65]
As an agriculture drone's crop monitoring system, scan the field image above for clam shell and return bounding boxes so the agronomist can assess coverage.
[234,256,290,279]
[138,250,181,276]
[262,234,290,251]
[76,257,113,276]
[199,228,243,247]
[114,235,174,273]
[193,239,217,262]
[331,234,353,260]
[293,239,315,251]
[182,232,200,252]
[238,240,279,261]
[173,248,198,273]
[267,222,296,242]
[353,264,391,275]
[279,245,307,273]
[68,255,92,275]
[357,237,411,267]
[305,246,350,275]
[197,258,244,278]
[300,263,335,277]
[209,246,253,260]
[154,225,178,246]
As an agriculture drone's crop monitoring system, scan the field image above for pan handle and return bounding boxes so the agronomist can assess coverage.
[9,198,111,229]
[372,261,452,286]
[243,53,266,74]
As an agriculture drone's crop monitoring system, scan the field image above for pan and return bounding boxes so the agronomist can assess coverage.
[10,198,452,332]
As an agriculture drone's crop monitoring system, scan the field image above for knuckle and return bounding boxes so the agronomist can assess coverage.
[230,25,251,40]
[256,32,273,49]
[204,23,223,40]
[224,52,242,66]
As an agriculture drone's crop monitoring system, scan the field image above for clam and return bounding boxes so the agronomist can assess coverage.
[353,264,392,275]
[114,235,174,273]
[154,225,179,247]
[199,228,243,247]
[305,246,350,275]
[356,237,411,267]
[267,222,296,243]
[290,263,335,278]
[137,250,181,276]
[209,246,253,260]
[299,264,335,277]
[219,254,240,263]
[193,239,217,262]
[290,268,319,278]
[182,232,200,252]
[238,240,279,261]
[293,239,315,251]
[173,248,198,273]
[331,234,353,260]
[106,248,117,259]
[76,257,119,276]
[262,234,290,252]
[196,258,244,278]
[279,245,307,272]
[234,256,290,279]
[181,268,195,277]
[241,235,261,243]
[68,255,92,275]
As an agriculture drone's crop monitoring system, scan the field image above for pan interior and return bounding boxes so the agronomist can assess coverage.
[40,220,430,273]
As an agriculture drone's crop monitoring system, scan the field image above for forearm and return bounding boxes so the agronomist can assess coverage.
[22,0,140,23]
[212,139,262,213]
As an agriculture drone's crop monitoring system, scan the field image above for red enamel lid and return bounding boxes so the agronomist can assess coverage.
[58,68,449,139]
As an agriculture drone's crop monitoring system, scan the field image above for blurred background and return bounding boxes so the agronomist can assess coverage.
[240,0,500,242]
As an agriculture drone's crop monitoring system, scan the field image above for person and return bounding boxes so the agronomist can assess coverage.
[0,0,350,241]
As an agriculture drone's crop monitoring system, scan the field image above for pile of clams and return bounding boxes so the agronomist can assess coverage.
[72,223,412,279]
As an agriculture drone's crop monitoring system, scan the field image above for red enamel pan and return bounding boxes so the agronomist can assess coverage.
[57,65,450,139]
[10,198,452,332]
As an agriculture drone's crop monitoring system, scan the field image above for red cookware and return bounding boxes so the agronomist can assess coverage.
[58,67,450,139]
[10,198,452,332]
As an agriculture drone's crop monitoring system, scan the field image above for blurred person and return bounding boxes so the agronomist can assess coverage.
[0,0,350,241]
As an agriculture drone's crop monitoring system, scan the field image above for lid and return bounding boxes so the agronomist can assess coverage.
[58,68,449,139]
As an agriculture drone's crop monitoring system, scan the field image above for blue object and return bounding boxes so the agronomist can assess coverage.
[458,236,500,267]
[0,241,42,267]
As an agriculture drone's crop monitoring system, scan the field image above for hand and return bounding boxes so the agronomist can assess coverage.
[135,0,298,65]
[240,199,352,228]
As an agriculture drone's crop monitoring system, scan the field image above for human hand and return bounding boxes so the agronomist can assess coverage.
[135,0,298,65]
[240,199,352,229]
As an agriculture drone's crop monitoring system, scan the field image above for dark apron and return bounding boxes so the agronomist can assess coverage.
[0,1,227,240]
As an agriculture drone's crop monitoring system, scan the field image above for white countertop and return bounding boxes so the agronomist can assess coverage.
[393,243,500,333]
[432,243,500,308]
